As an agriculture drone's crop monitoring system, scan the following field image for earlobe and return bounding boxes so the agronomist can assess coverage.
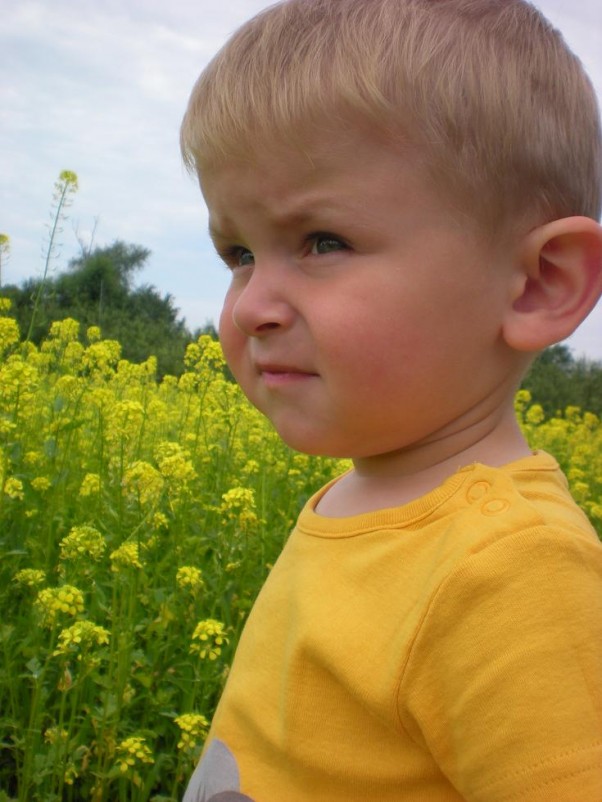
[502,216,602,352]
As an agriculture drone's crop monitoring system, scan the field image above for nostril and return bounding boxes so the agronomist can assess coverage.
[229,272,294,336]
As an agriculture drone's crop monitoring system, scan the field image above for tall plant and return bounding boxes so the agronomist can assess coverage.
[0,233,10,288]
[26,171,79,342]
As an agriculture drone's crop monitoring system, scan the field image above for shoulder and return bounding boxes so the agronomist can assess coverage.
[447,452,600,549]
[397,474,602,801]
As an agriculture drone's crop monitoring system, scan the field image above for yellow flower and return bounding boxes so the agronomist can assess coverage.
[174,713,209,751]
[53,375,81,403]
[44,726,69,745]
[53,620,110,656]
[4,477,24,500]
[176,566,205,592]
[242,459,260,476]
[110,542,143,571]
[79,472,100,497]
[83,339,122,375]
[525,404,545,425]
[58,169,79,189]
[123,461,164,506]
[24,451,43,467]
[152,511,169,530]
[219,487,258,528]
[63,764,78,786]
[13,568,46,587]
[35,585,85,627]
[514,388,532,417]
[31,476,51,493]
[47,318,80,343]
[0,316,19,352]
[190,619,229,661]
[62,340,85,369]
[0,420,16,436]
[155,442,197,485]
[106,400,145,445]
[115,736,154,773]
[184,334,226,373]
[59,525,106,562]
[86,325,101,342]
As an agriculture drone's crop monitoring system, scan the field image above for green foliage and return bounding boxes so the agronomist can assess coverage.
[0,318,343,800]
[4,242,196,377]
[515,390,602,537]
[521,344,602,417]
[0,311,600,799]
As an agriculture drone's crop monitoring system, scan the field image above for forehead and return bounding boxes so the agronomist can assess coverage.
[199,126,434,235]
[199,116,411,190]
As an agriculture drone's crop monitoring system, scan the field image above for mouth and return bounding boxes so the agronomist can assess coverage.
[255,363,318,385]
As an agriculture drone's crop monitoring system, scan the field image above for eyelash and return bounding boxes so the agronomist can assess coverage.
[308,232,349,255]
[217,231,349,269]
[218,245,253,268]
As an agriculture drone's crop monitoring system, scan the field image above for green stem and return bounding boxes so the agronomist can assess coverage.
[26,172,78,343]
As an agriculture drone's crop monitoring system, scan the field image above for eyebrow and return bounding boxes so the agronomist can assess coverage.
[208,200,343,245]
[208,223,225,244]
[207,220,246,248]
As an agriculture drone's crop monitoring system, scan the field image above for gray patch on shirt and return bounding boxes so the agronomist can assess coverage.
[182,739,255,802]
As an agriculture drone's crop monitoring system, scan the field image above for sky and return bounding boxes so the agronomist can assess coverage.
[2,0,602,359]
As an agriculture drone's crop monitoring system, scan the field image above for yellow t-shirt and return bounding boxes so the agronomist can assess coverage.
[184,452,602,802]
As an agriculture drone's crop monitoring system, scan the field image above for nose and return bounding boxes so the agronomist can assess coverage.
[228,263,295,337]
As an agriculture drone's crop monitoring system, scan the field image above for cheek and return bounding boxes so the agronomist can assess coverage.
[322,306,419,377]
[218,298,243,370]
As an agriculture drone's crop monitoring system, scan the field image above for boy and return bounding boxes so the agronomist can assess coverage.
[180,0,602,799]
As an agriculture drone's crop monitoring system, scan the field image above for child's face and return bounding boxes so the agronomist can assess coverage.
[201,129,519,462]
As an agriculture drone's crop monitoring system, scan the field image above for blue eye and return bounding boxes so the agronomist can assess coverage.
[310,234,347,255]
[218,246,254,269]
[236,248,255,267]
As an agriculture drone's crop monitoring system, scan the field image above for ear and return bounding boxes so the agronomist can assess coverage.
[502,216,602,352]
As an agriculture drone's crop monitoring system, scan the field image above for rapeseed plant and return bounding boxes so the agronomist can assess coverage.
[59,525,106,561]
[176,566,205,593]
[13,568,46,588]
[115,735,154,773]
[35,585,85,627]
[53,620,110,657]
[110,542,143,572]
[174,713,209,754]
[189,619,229,661]
[0,308,598,800]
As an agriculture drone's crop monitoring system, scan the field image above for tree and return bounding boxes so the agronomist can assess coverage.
[55,242,149,316]
[521,345,602,416]
[5,241,195,376]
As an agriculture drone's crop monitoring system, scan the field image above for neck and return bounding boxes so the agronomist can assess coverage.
[317,400,532,517]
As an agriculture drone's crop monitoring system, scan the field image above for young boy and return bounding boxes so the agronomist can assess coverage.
[180,0,602,799]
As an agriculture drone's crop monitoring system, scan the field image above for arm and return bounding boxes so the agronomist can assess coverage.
[398,529,602,802]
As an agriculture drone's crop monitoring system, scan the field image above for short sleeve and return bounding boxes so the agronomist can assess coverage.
[397,529,602,802]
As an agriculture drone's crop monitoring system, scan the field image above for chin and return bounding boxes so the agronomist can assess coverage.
[273,428,354,459]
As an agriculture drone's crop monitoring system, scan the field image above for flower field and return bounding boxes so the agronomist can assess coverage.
[0,305,600,801]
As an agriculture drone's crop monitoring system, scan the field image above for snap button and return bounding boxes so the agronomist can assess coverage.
[481,498,510,516]
[466,481,491,503]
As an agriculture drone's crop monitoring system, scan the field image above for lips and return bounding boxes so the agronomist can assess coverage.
[256,363,315,376]
[255,362,318,385]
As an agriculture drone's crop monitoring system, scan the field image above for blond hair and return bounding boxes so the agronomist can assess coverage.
[181,0,601,231]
